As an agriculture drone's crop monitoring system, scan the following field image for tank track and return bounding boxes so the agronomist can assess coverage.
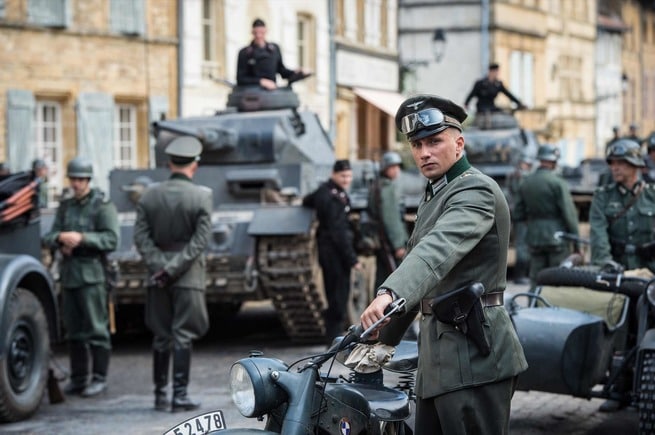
[256,232,326,343]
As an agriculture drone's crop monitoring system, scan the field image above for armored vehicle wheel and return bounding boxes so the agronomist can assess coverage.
[0,289,49,422]
[256,233,326,343]
[638,349,655,433]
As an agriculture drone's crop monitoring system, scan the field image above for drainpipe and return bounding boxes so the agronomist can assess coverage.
[177,0,184,118]
[328,0,337,145]
[481,0,490,72]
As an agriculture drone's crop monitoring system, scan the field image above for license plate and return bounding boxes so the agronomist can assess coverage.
[164,410,226,434]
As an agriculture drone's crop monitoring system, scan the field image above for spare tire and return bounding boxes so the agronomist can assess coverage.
[537,266,645,299]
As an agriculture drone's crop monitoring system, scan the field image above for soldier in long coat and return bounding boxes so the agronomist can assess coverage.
[361,95,528,435]
[133,136,212,412]
[43,157,119,397]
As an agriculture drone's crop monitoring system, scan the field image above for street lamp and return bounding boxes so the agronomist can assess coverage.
[432,28,446,63]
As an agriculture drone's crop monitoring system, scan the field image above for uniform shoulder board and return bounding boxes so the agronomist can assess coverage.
[198,185,212,194]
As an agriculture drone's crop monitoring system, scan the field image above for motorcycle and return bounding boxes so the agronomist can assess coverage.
[218,298,417,435]
[507,249,655,434]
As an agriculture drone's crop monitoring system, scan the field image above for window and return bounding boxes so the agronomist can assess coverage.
[297,13,315,72]
[110,0,145,35]
[33,101,63,205]
[201,0,225,80]
[114,104,137,169]
[509,51,534,106]
[556,54,583,101]
[29,0,68,27]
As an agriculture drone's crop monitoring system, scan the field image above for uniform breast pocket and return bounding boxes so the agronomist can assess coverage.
[637,204,655,234]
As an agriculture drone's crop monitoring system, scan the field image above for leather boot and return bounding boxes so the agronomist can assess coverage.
[172,347,200,412]
[63,341,88,395]
[81,346,109,397]
[153,350,170,411]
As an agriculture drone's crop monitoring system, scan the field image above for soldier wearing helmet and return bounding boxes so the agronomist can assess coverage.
[31,158,49,208]
[507,153,534,284]
[590,139,655,412]
[43,156,119,398]
[368,151,408,287]
[590,139,655,274]
[513,144,580,288]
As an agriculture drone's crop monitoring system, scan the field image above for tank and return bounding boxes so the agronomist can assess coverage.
[108,86,365,343]
[463,111,539,200]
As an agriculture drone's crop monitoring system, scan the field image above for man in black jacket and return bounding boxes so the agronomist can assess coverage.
[303,160,362,343]
[236,18,306,90]
[464,63,525,114]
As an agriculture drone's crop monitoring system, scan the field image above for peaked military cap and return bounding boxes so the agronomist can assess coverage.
[395,94,468,141]
[333,159,351,173]
[165,136,202,165]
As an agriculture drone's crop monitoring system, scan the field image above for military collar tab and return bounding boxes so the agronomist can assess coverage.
[444,155,471,182]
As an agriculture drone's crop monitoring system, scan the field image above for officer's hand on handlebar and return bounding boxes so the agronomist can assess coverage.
[360,293,394,340]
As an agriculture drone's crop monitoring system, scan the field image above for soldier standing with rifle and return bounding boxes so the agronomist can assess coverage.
[43,157,119,398]
[368,151,408,287]
[133,136,212,412]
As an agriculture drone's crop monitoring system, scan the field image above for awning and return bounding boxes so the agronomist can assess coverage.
[353,87,406,117]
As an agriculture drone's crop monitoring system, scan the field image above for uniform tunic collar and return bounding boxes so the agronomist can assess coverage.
[170,173,192,182]
[425,155,472,201]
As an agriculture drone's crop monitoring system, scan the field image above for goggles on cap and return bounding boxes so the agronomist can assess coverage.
[399,108,460,136]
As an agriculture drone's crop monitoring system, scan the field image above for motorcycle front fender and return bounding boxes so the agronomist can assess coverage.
[639,329,655,351]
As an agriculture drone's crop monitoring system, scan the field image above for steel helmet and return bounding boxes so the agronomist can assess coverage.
[66,156,94,178]
[380,151,403,172]
[536,144,560,162]
[606,139,645,167]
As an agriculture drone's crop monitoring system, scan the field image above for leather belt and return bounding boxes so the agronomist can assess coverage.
[420,291,504,315]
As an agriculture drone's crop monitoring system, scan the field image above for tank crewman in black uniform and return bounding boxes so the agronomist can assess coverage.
[606,126,622,151]
[303,160,362,343]
[236,18,307,90]
[43,157,119,398]
[625,123,643,147]
[464,63,526,114]
[133,136,212,412]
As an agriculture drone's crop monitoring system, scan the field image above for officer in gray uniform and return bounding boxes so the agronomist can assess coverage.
[133,136,212,412]
[590,139,655,273]
[368,151,408,287]
[513,144,580,288]
[43,157,119,397]
[361,95,528,435]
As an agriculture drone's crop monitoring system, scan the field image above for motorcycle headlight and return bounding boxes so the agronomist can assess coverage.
[229,357,288,417]
[646,279,655,306]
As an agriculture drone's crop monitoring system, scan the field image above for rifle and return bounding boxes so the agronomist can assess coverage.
[101,255,120,334]
[372,181,397,273]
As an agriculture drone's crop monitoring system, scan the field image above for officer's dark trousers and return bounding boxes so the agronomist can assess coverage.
[319,245,351,343]
[528,245,569,289]
[414,376,517,435]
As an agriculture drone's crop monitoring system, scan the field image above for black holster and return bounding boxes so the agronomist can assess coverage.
[430,282,491,357]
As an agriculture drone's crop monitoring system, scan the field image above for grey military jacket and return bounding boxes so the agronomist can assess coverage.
[369,176,408,250]
[589,180,655,271]
[43,188,119,288]
[133,173,213,289]
[381,157,528,399]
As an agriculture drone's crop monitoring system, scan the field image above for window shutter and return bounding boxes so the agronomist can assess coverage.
[77,93,114,195]
[0,0,5,18]
[111,0,145,35]
[148,96,168,168]
[28,0,68,27]
[6,89,35,173]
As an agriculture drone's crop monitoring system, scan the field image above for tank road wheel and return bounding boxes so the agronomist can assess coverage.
[257,233,327,343]
[0,289,49,422]
[638,349,655,433]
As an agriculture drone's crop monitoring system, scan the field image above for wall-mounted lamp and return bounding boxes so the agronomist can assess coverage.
[432,28,447,63]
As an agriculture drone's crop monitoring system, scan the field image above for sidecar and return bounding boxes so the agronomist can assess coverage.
[508,276,630,398]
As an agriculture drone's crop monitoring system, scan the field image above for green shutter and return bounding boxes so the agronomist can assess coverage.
[110,0,145,35]
[77,93,114,195]
[6,89,35,173]
[28,0,69,27]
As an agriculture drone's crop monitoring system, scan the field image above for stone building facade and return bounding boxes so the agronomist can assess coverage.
[0,0,177,201]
